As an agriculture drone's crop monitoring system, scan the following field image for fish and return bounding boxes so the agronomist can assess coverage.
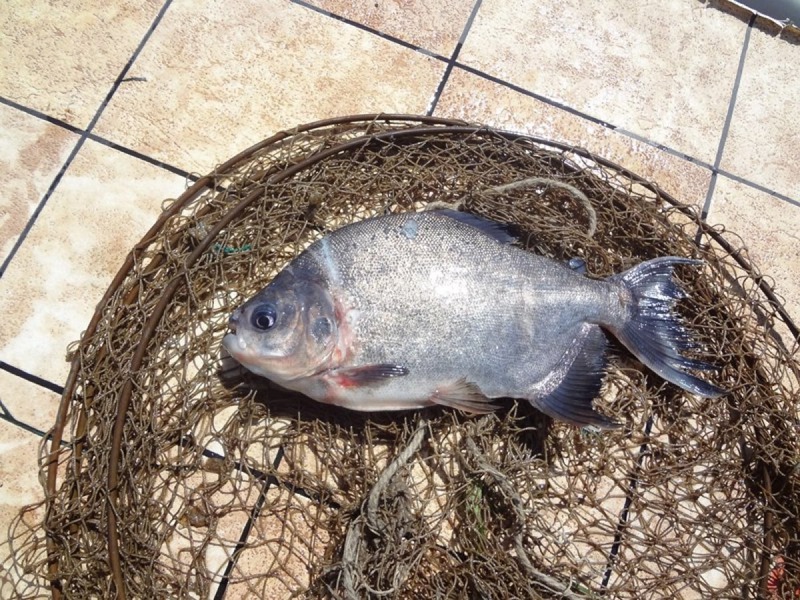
[222,210,724,427]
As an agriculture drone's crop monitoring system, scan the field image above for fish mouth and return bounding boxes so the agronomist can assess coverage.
[222,332,325,384]
[222,333,287,379]
[222,333,269,378]
[221,334,268,382]
[222,332,245,359]
[228,310,240,334]
[223,310,243,361]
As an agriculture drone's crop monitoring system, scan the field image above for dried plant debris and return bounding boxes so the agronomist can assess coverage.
[3,115,798,599]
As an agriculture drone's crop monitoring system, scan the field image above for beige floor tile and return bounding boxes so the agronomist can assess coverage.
[0,422,47,596]
[0,371,61,435]
[0,141,185,384]
[720,27,800,201]
[434,68,712,208]
[0,105,79,266]
[707,177,800,322]
[608,477,749,597]
[93,0,445,174]
[599,405,752,598]
[221,486,332,599]
[458,0,745,163]
[158,469,260,597]
[0,0,164,128]
[304,0,472,56]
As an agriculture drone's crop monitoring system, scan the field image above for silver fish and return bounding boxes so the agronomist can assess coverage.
[222,210,724,427]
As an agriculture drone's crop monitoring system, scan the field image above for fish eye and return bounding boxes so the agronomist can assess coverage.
[251,304,277,331]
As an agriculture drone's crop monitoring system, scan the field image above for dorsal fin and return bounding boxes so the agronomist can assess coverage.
[432,209,517,244]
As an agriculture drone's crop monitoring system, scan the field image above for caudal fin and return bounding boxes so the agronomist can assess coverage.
[610,257,725,398]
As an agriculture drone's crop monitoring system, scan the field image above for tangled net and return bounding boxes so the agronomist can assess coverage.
[3,115,799,599]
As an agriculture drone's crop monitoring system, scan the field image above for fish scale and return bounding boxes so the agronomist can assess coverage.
[322,215,576,392]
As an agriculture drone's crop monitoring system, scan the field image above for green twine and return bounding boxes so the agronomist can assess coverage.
[211,242,252,256]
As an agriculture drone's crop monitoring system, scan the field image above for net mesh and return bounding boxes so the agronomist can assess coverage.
[3,115,799,599]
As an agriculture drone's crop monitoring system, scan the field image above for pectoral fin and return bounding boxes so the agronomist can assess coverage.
[329,364,409,388]
[430,379,498,414]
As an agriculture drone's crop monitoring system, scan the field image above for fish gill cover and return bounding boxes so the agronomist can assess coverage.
[3,115,799,599]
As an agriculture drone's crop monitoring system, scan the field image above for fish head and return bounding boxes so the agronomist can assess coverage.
[222,271,338,383]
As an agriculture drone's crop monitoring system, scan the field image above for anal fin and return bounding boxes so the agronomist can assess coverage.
[534,325,619,429]
[430,378,498,414]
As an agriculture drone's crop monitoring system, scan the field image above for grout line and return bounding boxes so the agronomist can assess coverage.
[0,409,53,439]
[450,61,799,208]
[0,95,197,181]
[1,1,795,288]
[0,0,175,280]
[6,15,793,224]
[697,174,720,247]
[1,361,334,499]
[291,0,447,61]
[0,363,72,447]
[600,414,655,589]
[198,443,338,509]
[0,96,84,135]
[612,126,715,171]
[84,131,198,180]
[212,446,285,600]
[0,361,65,395]
[454,62,721,176]
[211,480,270,600]
[426,0,483,115]
[0,139,84,278]
[699,13,756,223]
[716,168,800,208]
[453,62,621,130]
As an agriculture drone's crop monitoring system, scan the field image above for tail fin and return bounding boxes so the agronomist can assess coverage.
[610,257,725,398]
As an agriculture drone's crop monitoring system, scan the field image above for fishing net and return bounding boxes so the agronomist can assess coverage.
[3,114,799,599]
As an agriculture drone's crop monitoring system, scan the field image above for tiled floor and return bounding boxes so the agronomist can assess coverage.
[1,0,798,597]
